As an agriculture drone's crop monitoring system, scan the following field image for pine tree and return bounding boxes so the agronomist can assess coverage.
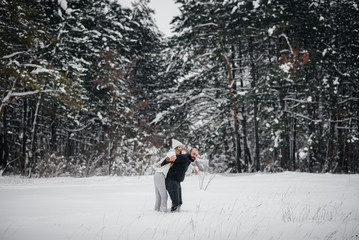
[0,0,64,175]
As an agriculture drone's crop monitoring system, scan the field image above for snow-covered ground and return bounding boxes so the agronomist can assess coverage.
[1,172,358,240]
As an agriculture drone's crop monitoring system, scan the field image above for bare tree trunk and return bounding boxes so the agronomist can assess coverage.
[291,116,297,170]
[107,99,116,175]
[279,101,290,170]
[337,115,345,173]
[66,131,71,158]
[0,79,17,119]
[21,99,27,175]
[249,37,260,172]
[239,80,252,172]
[242,114,251,172]
[357,118,359,173]
[238,40,252,172]
[0,107,9,171]
[50,104,57,153]
[231,46,242,172]
[29,94,42,177]
[216,19,240,170]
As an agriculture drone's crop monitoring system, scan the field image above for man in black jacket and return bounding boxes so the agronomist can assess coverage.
[161,148,198,212]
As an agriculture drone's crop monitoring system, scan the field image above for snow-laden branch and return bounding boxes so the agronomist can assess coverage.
[64,120,96,132]
[2,58,58,75]
[1,89,55,103]
[182,92,220,108]
[9,89,54,98]
[2,51,26,59]
[0,79,17,118]
[2,53,58,77]
[151,92,221,125]
[194,52,215,59]
[283,97,312,104]
[151,110,169,125]
[0,158,18,176]
[279,33,293,54]
[333,63,350,77]
[0,89,55,118]
[338,97,359,105]
[193,23,217,29]
[22,64,57,75]
[284,111,320,124]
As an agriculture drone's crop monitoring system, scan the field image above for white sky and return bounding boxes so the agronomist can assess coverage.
[148,0,180,36]
[120,0,180,36]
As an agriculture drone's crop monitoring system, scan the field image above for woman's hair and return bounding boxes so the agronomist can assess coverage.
[175,146,182,154]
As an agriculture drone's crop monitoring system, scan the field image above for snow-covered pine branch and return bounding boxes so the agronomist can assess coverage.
[193,23,217,29]
[0,89,55,118]
[9,89,55,97]
[1,51,26,59]
[150,92,221,125]
[279,33,294,54]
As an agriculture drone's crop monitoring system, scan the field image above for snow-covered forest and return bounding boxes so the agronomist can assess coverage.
[1,0,358,177]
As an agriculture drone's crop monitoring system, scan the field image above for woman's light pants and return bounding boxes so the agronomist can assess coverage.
[154,172,168,212]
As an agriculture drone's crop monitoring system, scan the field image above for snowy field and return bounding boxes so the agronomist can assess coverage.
[1,172,359,240]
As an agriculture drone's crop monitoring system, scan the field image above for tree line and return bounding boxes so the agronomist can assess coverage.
[1,0,358,177]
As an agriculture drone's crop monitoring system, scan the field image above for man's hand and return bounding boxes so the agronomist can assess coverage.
[169,155,176,162]
[194,166,199,175]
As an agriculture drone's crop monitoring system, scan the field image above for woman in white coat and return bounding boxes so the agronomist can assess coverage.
[154,139,183,212]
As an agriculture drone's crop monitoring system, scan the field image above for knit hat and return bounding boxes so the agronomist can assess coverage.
[172,139,183,149]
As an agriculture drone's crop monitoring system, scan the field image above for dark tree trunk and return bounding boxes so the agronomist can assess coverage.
[21,99,27,175]
[249,37,260,172]
[231,46,241,172]
[291,116,297,170]
[0,107,9,171]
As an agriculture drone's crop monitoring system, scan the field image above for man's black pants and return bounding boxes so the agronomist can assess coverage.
[165,177,182,211]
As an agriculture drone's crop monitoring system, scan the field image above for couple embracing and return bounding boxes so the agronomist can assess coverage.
[154,139,198,212]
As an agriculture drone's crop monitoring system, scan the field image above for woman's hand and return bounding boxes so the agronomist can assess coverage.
[170,155,176,162]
